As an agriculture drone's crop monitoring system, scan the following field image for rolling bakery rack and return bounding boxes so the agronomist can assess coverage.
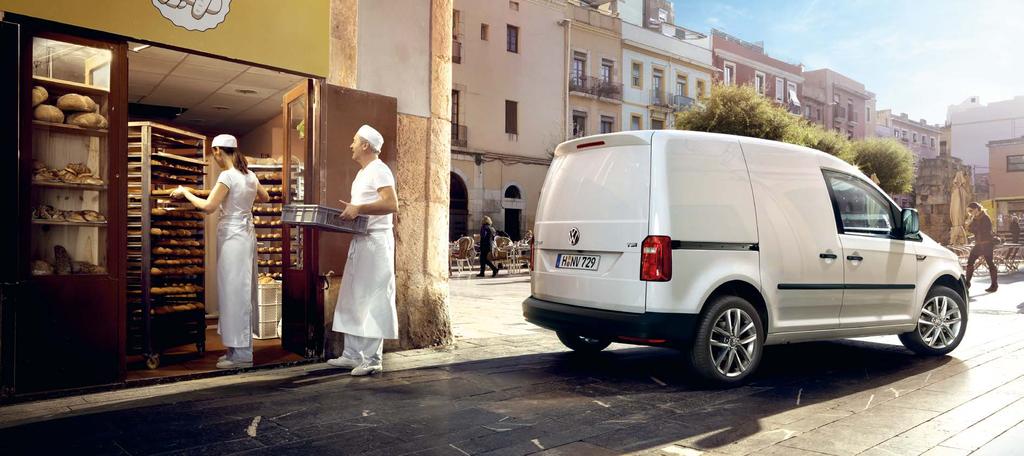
[127,121,208,369]
[250,158,285,339]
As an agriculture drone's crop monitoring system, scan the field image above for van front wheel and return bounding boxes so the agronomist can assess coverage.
[689,295,764,386]
[899,285,967,356]
[557,332,611,354]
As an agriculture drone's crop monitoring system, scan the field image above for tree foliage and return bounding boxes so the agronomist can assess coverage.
[849,138,916,194]
[675,83,914,193]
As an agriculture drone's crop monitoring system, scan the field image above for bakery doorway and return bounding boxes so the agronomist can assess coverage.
[125,43,308,381]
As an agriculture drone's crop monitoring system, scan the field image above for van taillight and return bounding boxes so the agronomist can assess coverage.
[640,236,672,281]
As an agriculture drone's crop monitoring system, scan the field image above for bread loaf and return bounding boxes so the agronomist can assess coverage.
[54,246,72,275]
[56,93,98,113]
[31,86,48,107]
[66,112,108,129]
[32,260,55,276]
[33,104,64,123]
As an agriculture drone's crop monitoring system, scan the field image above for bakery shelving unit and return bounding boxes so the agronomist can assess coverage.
[127,121,208,369]
[250,159,285,339]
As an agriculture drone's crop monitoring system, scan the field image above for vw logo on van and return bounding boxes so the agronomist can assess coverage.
[569,227,580,246]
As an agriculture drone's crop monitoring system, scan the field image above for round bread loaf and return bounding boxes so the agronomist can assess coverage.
[32,86,48,107]
[67,112,108,129]
[33,104,65,123]
[56,93,98,112]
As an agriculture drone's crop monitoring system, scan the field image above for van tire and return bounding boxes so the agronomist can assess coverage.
[899,285,967,356]
[688,295,764,386]
[557,331,611,354]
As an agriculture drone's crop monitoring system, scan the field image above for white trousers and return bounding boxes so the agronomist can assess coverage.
[226,346,253,363]
[342,333,383,365]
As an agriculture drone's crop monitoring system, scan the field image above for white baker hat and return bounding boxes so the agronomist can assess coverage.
[356,125,383,153]
[211,134,238,149]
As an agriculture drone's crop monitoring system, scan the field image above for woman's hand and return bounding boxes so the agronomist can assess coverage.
[171,186,190,199]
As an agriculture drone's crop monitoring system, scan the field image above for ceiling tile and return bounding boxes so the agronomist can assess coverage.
[171,62,245,83]
[127,53,180,74]
[140,77,222,107]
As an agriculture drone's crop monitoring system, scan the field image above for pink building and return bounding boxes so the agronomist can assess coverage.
[802,68,877,140]
[710,29,803,114]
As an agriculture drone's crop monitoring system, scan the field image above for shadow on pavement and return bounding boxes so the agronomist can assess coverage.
[0,337,954,455]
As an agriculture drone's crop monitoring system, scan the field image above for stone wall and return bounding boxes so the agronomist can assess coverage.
[914,155,973,244]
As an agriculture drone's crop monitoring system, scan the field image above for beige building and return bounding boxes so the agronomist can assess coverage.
[802,68,876,140]
[450,0,567,241]
[875,110,941,160]
[568,2,624,138]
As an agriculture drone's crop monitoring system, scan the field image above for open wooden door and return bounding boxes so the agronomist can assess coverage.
[0,20,22,397]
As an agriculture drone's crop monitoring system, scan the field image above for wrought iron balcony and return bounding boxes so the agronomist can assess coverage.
[670,94,695,111]
[452,123,467,148]
[452,40,462,64]
[650,90,671,108]
[569,75,623,101]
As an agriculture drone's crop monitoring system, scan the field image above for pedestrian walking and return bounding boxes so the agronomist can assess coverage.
[173,134,271,368]
[327,125,399,376]
[1010,215,1021,244]
[965,202,998,293]
[477,216,500,277]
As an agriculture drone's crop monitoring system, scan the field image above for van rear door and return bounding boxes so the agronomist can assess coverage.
[532,133,652,313]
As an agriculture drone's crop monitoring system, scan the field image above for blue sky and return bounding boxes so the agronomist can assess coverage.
[672,0,1024,124]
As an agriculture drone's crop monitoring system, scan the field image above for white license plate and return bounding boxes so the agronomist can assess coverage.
[556,254,600,271]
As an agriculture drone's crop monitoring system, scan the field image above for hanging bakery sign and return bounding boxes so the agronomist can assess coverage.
[152,0,231,32]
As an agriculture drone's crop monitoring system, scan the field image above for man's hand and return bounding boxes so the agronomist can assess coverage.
[339,200,361,220]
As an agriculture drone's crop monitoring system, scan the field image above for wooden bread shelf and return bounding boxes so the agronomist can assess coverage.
[31,180,108,191]
[32,219,107,227]
[32,120,108,137]
[32,75,110,96]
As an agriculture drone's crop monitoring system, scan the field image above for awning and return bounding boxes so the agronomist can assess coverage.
[789,89,802,107]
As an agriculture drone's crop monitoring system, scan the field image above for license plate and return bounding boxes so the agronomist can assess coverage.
[556,254,600,271]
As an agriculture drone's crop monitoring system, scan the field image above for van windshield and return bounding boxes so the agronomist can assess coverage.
[537,146,650,223]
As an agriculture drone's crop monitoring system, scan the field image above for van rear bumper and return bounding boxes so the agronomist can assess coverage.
[523,296,698,345]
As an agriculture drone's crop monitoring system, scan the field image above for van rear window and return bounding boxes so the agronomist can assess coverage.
[537,147,650,222]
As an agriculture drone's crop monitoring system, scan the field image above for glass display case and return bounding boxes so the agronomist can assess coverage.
[286,94,307,270]
[28,37,112,276]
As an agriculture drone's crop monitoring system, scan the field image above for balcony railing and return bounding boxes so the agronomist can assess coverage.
[670,94,695,111]
[452,40,462,64]
[650,90,670,108]
[569,75,623,101]
[452,123,467,148]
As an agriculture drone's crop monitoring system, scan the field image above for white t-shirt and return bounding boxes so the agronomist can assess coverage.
[215,168,259,218]
[350,159,396,230]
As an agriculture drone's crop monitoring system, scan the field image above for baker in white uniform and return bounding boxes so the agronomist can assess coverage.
[327,125,399,376]
[173,134,270,369]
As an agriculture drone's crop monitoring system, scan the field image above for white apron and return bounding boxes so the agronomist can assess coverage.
[217,213,257,348]
[332,229,398,339]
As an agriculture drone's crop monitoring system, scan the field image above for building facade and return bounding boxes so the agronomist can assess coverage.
[946,95,1024,174]
[620,21,713,131]
[450,0,567,241]
[987,137,1024,200]
[802,68,876,140]
[598,0,673,31]
[710,29,802,114]
[568,1,624,139]
[875,110,941,160]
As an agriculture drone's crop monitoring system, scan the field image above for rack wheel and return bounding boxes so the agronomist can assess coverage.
[145,354,161,370]
[196,342,206,354]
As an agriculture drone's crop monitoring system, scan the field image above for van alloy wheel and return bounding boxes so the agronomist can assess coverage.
[918,295,963,349]
[708,308,758,378]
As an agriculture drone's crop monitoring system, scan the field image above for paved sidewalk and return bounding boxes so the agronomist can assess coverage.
[0,272,1022,455]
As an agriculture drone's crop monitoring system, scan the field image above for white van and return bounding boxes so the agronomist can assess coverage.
[524,131,968,385]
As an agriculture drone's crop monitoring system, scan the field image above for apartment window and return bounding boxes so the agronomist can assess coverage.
[452,90,460,126]
[754,71,766,95]
[775,77,784,102]
[600,115,614,134]
[572,51,586,87]
[913,132,918,143]
[787,81,797,103]
[865,106,871,123]
[631,61,642,88]
[601,59,614,83]
[506,25,519,53]
[696,79,706,98]
[630,114,642,130]
[893,129,899,138]
[505,100,518,134]
[676,74,688,97]
[847,130,854,139]
[1008,155,1024,172]
[572,110,587,138]
[931,137,936,148]
[651,118,665,130]
[848,101,854,121]
[723,62,735,85]
[453,10,462,37]
[481,23,489,41]
[652,68,664,97]
[658,8,669,22]
[509,1,519,11]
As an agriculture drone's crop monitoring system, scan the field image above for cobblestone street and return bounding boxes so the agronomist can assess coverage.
[1,272,1023,455]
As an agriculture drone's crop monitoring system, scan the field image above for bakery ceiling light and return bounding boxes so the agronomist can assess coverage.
[212,105,231,111]
[235,89,258,95]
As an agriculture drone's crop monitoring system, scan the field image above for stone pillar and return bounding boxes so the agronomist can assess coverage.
[389,0,454,349]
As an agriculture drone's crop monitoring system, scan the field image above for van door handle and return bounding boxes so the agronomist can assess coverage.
[819,253,837,259]
[847,255,864,261]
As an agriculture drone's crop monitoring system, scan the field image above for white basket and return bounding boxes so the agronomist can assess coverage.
[258,281,282,306]
[254,280,282,339]
[254,320,280,340]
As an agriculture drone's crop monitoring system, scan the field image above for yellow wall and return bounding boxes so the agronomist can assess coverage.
[1,0,328,76]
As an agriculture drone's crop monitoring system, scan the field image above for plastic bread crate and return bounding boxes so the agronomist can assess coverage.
[281,204,369,234]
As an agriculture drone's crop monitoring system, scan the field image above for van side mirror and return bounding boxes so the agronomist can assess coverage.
[900,208,920,238]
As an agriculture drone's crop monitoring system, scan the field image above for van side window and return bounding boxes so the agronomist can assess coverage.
[824,171,896,236]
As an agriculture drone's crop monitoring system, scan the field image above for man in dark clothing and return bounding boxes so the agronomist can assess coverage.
[966,202,997,293]
[1011,215,1021,244]
[477,216,500,277]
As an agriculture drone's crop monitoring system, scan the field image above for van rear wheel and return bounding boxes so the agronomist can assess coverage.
[899,285,967,356]
[557,331,611,354]
[688,295,764,386]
